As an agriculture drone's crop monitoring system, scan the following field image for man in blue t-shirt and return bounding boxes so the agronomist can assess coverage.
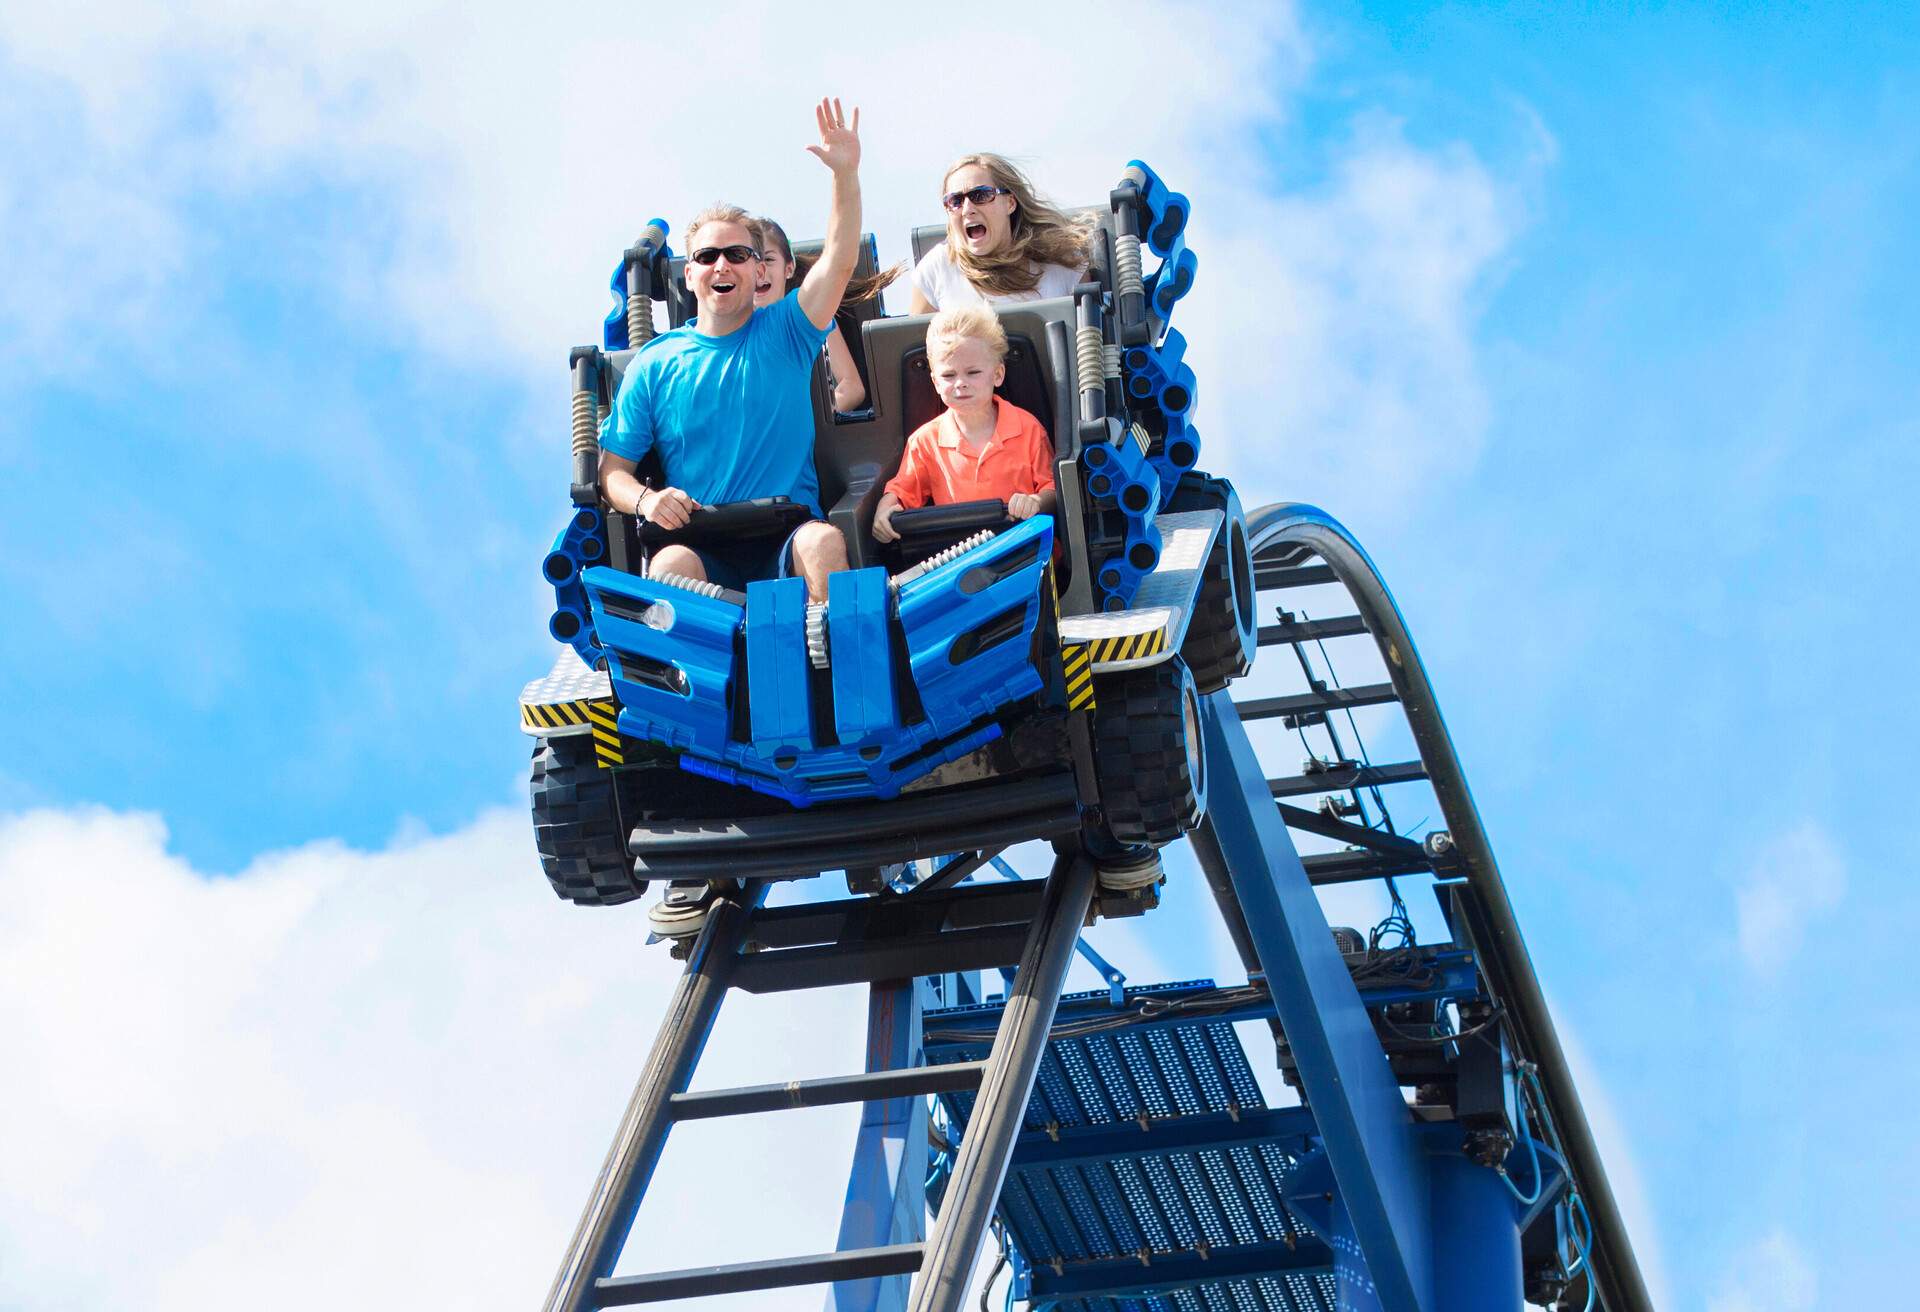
[600,97,864,603]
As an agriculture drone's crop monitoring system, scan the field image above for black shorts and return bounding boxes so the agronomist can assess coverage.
[683,524,808,592]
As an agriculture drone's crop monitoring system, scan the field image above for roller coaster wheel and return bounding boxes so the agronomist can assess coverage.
[1091,655,1207,846]
[1170,476,1256,692]
[530,736,647,907]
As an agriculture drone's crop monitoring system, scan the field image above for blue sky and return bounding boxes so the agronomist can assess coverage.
[2,4,1914,1309]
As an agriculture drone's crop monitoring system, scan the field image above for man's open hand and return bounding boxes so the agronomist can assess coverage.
[805,97,860,175]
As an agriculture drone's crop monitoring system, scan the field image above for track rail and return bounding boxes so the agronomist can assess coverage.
[1245,502,1651,1312]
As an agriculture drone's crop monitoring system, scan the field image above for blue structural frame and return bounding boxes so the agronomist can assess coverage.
[1194,693,1436,1312]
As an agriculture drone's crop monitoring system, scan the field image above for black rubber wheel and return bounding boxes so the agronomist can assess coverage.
[1092,656,1207,846]
[1168,474,1257,693]
[530,736,646,906]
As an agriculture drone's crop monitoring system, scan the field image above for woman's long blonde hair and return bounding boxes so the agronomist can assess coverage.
[943,153,1095,297]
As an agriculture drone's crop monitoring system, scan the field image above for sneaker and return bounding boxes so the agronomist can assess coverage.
[648,879,719,938]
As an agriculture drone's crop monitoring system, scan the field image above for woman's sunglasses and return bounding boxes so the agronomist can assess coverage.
[688,245,762,266]
[942,185,1012,212]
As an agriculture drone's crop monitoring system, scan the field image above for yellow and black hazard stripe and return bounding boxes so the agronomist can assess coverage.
[1086,627,1169,666]
[1061,642,1096,711]
[521,697,627,768]
[583,699,624,768]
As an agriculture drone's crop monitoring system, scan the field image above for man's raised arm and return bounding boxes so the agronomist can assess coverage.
[797,97,862,332]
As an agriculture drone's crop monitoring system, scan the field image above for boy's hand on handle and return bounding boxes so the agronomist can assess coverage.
[806,97,861,175]
[872,494,902,543]
[640,486,699,530]
[1007,492,1042,521]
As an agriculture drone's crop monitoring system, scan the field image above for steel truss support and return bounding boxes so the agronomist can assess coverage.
[541,897,752,1312]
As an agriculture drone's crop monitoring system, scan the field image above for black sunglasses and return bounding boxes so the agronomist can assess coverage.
[688,244,762,266]
[942,185,1012,212]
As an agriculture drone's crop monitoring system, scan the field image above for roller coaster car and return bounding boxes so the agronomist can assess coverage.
[521,163,1258,906]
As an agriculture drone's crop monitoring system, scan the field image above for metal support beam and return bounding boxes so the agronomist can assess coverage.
[1259,613,1369,645]
[1008,1104,1318,1172]
[541,898,750,1312]
[1194,693,1433,1312]
[669,1061,986,1121]
[1235,682,1400,722]
[1025,1239,1334,1303]
[595,1243,926,1306]
[1268,760,1429,798]
[906,850,1097,1312]
[1304,849,1433,885]
[1277,803,1431,860]
[1255,562,1337,589]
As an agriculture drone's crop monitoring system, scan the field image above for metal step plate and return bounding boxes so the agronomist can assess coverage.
[517,645,614,738]
[1060,509,1223,674]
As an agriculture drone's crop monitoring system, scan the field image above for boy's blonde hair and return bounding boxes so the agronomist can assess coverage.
[926,304,1008,365]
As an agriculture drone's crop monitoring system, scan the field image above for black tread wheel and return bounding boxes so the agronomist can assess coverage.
[1169,474,1257,693]
[530,736,646,906]
[1092,656,1207,846]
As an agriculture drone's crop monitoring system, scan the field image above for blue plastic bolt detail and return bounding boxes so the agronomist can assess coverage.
[546,509,610,669]
[745,576,813,755]
[1126,158,1190,256]
[1146,235,1198,318]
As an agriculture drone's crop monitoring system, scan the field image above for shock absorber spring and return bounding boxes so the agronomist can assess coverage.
[570,389,599,463]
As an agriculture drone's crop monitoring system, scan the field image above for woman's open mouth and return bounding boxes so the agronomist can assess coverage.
[964,222,988,241]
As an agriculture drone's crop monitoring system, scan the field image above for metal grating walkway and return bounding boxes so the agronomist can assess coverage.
[924,982,1338,1311]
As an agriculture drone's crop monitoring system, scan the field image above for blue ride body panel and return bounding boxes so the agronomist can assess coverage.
[829,567,896,743]
[746,577,814,755]
[584,565,738,750]
[578,516,1055,807]
[896,516,1052,726]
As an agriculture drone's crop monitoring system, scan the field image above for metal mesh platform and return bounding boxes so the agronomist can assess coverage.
[925,982,1338,1312]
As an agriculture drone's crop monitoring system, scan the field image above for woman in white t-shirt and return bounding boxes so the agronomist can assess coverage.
[909,154,1095,312]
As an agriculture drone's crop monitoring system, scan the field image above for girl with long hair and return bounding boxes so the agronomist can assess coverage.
[753,215,899,412]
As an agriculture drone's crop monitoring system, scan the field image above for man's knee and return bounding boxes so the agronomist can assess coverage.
[650,544,706,580]
[791,520,848,570]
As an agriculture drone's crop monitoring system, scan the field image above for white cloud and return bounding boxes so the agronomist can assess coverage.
[0,0,1524,512]
[0,803,880,1310]
[1706,1228,1819,1312]
[1734,819,1845,978]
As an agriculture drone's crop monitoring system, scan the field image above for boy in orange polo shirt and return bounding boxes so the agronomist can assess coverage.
[872,305,1056,544]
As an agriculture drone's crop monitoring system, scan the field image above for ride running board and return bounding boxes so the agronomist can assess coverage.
[627,771,1081,880]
